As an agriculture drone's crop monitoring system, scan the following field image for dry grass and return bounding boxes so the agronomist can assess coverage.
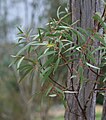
[96,105,103,113]
[49,105,103,117]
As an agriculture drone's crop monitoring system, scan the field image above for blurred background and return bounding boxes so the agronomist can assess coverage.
[0,0,67,120]
[0,0,103,120]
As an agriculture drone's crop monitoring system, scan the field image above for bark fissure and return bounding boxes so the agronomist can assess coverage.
[65,0,104,120]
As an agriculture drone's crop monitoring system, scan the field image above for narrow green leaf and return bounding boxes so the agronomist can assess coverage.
[86,62,100,70]
[71,29,86,42]
[103,77,106,82]
[32,42,47,46]
[92,47,106,54]
[62,33,73,41]
[17,56,24,69]
[53,58,60,73]
[63,42,73,48]
[23,58,36,65]
[55,87,63,94]
[59,12,71,21]
[41,67,51,76]
[93,13,106,29]
[18,67,33,83]
[58,40,63,52]
[42,56,55,67]
[49,94,57,97]
[63,46,75,54]
[17,64,33,71]
[38,51,56,60]
[46,86,53,96]
[9,55,22,67]
[18,36,25,42]
[57,6,61,19]
[46,32,60,37]
[32,34,39,40]
[86,49,96,63]
[41,68,53,86]
[71,20,80,26]
[64,91,78,94]
[47,44,55,48]
[93,33,106,46]
[70,75,77,79]
[44,48,49,54]
[16,41,37,56]
[76,27,89,37]
[38,28,43,42]
[17,27,24,34]
[59,26,71,29]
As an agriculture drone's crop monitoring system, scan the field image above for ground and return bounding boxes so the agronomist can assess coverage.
[48,105,103,120]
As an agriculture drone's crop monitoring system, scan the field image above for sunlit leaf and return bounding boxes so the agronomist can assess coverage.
[17,56,24,69]
[64,91,78,94]
[47,44,55,48]
[57,6,61,19]
[49,94,57,97]
[86,62,100,70]
[71,20,80,26]
[63,46,75,54]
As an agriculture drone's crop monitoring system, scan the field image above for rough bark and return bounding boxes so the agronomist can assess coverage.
[101,4,106,120]
[65,0,104,120]
[102,90,106,120]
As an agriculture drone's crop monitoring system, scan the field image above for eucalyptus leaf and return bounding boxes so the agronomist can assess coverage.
[17,56,24,69]
[57,6,61,19]
[38,51,56,60]
[18,67,33,83]
[64,91,78,94]
[53,58,60,73]
[49,94,57,97]
[86,62,100,70]
[46,86,53,96]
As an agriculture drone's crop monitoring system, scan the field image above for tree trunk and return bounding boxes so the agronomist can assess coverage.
[101,5,106,120]
[24,0,29,28]
[102,90,106,120]
[3,0,8,41]
[65,0,104,120]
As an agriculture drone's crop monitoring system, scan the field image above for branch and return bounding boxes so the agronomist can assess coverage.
[60,53,87,120]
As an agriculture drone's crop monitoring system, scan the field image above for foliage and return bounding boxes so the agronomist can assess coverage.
[13,8,106,109]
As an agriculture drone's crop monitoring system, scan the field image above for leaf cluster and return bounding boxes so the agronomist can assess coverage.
[12,8,106,105]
